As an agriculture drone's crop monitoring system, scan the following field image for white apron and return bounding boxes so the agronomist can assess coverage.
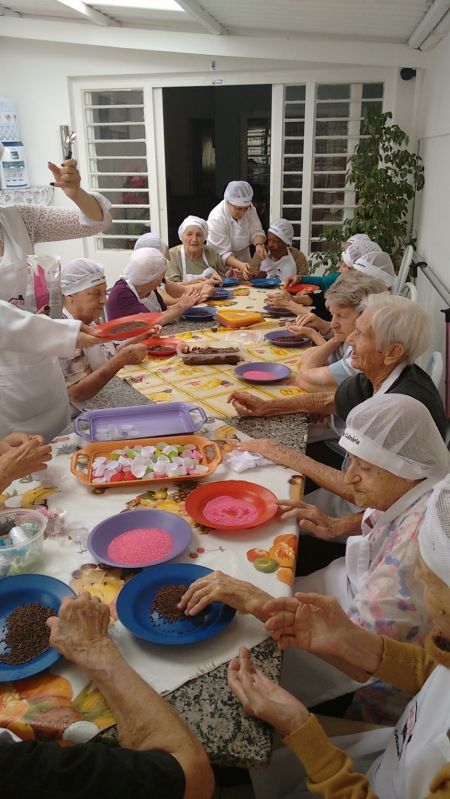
[260,250,296,281]
[180,246,216,282]
[122,278,162,313]
[0,206,33,303]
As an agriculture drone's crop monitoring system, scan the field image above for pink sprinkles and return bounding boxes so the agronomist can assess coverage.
[242,370,277,381]
[202,496,259,526]
[107,527,173,565]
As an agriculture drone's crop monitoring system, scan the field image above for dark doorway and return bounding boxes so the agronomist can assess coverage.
[163,85,271,246]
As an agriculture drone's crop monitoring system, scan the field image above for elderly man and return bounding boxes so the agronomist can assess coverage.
[60,259,157,407]
[230,294,446,538]
[0,593,214,799]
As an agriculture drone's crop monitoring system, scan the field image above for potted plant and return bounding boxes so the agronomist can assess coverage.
[315,109,425,270]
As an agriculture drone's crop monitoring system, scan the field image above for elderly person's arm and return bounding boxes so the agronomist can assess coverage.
[0,436,52,493]
[294,337,347,392]
[278,500,363,540]
[47,594,214,799]
[66,342,149,403]
[178,571,274,622]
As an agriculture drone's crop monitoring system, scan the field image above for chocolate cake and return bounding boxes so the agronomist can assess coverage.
[181,345,241,365]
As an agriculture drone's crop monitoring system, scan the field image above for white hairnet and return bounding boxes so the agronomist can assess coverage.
[418,473,450,586]
[339,393,450,480]
[342,240,382,268]
[346,233,371,245]
[268,218,294,246]
[353,250,396,288]
[61,258,106,296]
[122,247,167,287]
[224,180,253,207]
[134,233,167,256]
[177,216,208,242]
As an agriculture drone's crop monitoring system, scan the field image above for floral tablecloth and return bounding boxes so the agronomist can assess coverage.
[0,417,303,744]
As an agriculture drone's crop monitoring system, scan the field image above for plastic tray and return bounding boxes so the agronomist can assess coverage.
[71,434,222,489]
[74,403,207,443]
[215,310,263,328]
[286,283,321,295]
[176,339,243,366]
[92,312,163,340]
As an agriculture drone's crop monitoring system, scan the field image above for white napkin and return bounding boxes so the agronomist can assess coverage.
[223,450,272,473]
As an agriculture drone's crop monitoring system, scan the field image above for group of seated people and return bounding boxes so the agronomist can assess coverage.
[1,162,450,798]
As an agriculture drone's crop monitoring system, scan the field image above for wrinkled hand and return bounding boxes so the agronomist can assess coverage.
[178,285,204,310]
[228,646,309,736]
[0,432,44,454]
[277,500,341,540]
[227,391,271,417]
[235,261,251,280]
[47,592,110,666]
[178,571,272,620]
[0,438,52,484]
[283,275,299,288]
[265,291,291,309]
[48,158,81,200]
[255,243,267,260]
[264,592,353,658]
[233,437,287,464]
[117,342,148,365]
[296,312,331,335]
[286,323,318,339]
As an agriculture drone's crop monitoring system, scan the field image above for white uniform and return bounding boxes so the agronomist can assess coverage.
[259,251,296,281]
[0,301,79,441]
[207,200,264,264]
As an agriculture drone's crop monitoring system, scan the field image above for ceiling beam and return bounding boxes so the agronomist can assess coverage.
[408,0,450,48]
[54,0,121,27]
[0,17,428,68]
[0,4,22,16]
[175,0,227,35]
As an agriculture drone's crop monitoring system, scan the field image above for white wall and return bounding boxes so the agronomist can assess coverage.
[413,31,450,401]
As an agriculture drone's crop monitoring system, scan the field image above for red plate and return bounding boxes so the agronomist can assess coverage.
[92,312,164,340]
[185,480,278,530]
[286,283,321,295]
[144,336,178,356]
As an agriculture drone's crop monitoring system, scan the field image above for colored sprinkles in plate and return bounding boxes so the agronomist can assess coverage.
[107,527,174,565]
[202,496,259,526]
[0,602,55,665]
[150,584,188,622]
[242,370,278,381]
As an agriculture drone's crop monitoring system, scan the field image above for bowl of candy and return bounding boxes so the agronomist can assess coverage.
[0,509,47,578]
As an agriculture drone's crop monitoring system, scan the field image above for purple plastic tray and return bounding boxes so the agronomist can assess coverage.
[75,402,207,442]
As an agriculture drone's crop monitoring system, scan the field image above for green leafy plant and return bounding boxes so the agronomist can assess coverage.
[314,109,424,270]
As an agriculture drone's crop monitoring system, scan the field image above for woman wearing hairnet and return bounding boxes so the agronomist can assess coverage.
[179,394,450,708]
[165,215,224,294]
[107,247,205,323]
[207,182,266,280]
[229,473,450,799]
[249,218,308,282]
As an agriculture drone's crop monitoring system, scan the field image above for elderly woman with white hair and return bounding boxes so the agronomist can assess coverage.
[107,247,204,325]
[228,472,450,799]
[133,232,168,257]
[207,181,266,280]
[180,393,450,713]
[249,218,308,281]
[165,215,224,294]
[60,258,160,406]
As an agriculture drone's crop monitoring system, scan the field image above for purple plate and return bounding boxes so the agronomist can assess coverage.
[183,306,216,320]
[234,361,292,384]
[263,305,296,317]
[264,330,310,348]
[88,509,192,568]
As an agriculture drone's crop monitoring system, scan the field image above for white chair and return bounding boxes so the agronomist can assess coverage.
[400,281,418,302]
[394,244,414,295]
[423,350,444,389]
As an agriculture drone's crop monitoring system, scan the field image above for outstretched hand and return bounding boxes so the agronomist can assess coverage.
[264,592,352,656]
[48,159,81,200]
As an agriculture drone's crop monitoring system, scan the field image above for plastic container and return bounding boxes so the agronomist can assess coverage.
[215,310,263,328]
[74,402,207,443]
[222,330,263,347]
[1,141,29,188]
[0,509,47,578]
[176,339,243,365]
[71,434,222,490]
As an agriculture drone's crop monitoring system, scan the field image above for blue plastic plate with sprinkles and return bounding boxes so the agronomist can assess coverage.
[183,306,217,320]
[250,278,281,288]
[116,564,236,645]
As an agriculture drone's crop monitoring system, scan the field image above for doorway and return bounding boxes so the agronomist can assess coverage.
[163,84,271,246]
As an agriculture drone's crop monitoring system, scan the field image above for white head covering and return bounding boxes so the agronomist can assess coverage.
[353,250,396,289]
[346,233,371,245]
[339,394,450,480]
[61,258,106,296]
[342,239,382,268]
[268,218,294,247]
[134,233,167,256]
[418,474,450,586]
[122,248,167,287]
[224,180,253,207]
[177,216,208,242]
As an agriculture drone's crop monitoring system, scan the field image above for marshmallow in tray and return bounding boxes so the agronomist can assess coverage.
[91,442,209,484]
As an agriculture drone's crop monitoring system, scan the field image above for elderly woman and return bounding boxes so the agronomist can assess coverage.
[133,232,168,256]
[60,259,161,406]
[341,245,396,289]
[107,247,204,324]
[180,394,450,713]
[165,216,224,295]
[228,475,450,799]
[249,218,308,281]
[207,181,266,279]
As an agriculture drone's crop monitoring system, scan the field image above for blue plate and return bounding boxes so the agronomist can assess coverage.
[250,278,281,288]
[116,564,236,645]
[264,330,310,348]
[0,574,76,682]
[263,305,296,317]
[222,277,240,287]
[207,289,232,300]
[183,306,217,320]
[234,361,292,384]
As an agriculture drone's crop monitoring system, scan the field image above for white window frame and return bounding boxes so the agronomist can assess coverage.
[69,67,395,280]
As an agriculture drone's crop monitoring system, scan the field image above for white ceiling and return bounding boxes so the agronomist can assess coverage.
[0,0,441,44]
